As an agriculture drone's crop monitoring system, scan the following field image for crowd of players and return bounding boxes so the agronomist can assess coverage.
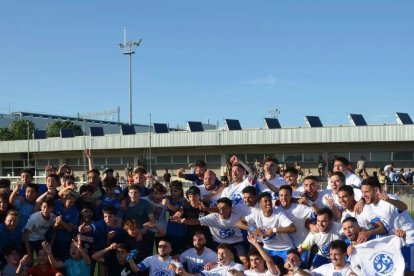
[0,154,413,276]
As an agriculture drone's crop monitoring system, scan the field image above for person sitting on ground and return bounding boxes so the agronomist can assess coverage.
[1,245,28,276]
[43,239,91,276]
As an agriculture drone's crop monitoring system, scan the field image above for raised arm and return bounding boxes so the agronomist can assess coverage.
[247,234,280,275]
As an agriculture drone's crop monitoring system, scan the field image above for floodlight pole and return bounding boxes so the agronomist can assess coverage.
[119,28,141,125]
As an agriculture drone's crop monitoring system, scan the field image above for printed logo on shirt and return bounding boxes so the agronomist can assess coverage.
[219,228,235,238]
[372,252,394,274]
[229,194,243,206]
[261,228,275,242]
[192,264,203,273]
[154,269,173,276]
[320,243,330,256]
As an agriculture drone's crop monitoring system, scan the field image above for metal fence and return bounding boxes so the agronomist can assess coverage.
[2,176,414,214]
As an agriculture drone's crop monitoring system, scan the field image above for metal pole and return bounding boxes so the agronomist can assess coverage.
[27,124,29,167]
[149,113,152,172]
[119,29,141,125]
[129,54,133,125]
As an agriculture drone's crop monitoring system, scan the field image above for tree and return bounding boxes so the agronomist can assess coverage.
[46,120,83,137]
[0,128,13,141]
[9,120,35,140]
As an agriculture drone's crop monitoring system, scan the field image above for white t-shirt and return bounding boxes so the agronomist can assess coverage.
[138,255,177,276]
[233,204,260,218]
[282,203,312,247]
[199,213,244,244]
[327,172,361,189]
[25,211,56,241]
[341,208,370,230]
[198,185,222,208]
[345,172,362,188]
[244,269,275,276]
[292,184,305,198]
[200,261,244,276]
[310,189,333,210]
[349,236,405,276]
[301,222,344,258]
[256,176,287,200]
[245,207,294,251]
[221,178,251,206]
[180,247,217,273]
[312,263,352,276]
[394,210,414,244]
[358,200,400,235]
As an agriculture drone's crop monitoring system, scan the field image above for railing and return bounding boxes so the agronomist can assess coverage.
[2,176,413,214]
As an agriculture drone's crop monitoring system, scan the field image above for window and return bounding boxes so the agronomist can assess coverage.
[172,155,188,164]
[264,153,283,163]
[189,155,205,163]
[350,152,370,162]
[107,157,122,165]
[284,153,302,162]
[94,158,106,166]
[13,161,24,167]
[393,151,413,161]
[2,161,12,167]
[371,152,391,162]
[122,157,134,165]
[246,154,263,163]
[157,156,171,164]
[66,158,79,166]
[206,155,221,163]
[304,153,321,162]
[330,152,349,162]
[36,159,49,167]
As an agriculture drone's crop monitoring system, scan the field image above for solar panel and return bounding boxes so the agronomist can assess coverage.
[349,114,367,126]
[305,116,323,127]
[396,112,413,125]
[187,121,204,132]
[225,119,242,131]
[60,128,75,138]
[120,124,136,135]
[153,123,169,134]
[33,130,47,139]
[90,126,104,136]
[264,118,281,129]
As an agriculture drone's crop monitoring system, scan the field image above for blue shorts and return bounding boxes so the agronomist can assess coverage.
[402,243,414,272]
[263,248,289,262]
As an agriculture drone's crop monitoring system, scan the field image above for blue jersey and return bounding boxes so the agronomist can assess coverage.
[53,200,79,243]
[0,223,22,253]
[93,220,125,250]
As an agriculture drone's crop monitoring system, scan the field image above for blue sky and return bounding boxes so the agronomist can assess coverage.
[0,1,413,129]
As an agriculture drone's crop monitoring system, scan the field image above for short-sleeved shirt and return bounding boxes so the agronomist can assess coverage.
[245,207,294,251]
[199,213,244,244]
[53,200,79,242]
[117,199,153,227]
[282,203,312,247]
[200,261,244,276]
[25,211,55,241]
[312,263,351,276]
[301,222,343,257]
[221,178,251,206]
[64,258,91,276]
[137,255,176,276]
[180,247,217,273]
